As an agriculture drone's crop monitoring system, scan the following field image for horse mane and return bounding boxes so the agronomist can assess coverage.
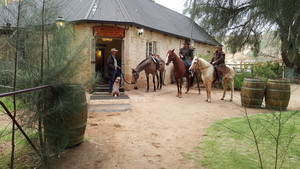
[198,57,211,68]
[137,56,152,67]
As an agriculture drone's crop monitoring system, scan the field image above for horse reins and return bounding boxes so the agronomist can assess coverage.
[194,59,211,71]
[120,70,132,84]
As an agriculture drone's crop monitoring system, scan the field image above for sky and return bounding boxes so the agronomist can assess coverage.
[155,0,186,14]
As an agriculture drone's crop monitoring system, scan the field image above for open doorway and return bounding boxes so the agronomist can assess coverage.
[95,37,122,84]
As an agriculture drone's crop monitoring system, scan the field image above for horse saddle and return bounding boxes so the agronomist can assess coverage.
[151,54,164,70]
[214,64,230,79]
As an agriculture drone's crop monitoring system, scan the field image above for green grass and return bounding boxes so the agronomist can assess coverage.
[0,97,14,112]
[194,111,300,169]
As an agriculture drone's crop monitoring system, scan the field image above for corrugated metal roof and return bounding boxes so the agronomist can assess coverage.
[62,0,219,45]
[0,0,220,45]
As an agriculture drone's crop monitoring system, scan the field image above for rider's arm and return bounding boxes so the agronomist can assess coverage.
[213,53,225,65]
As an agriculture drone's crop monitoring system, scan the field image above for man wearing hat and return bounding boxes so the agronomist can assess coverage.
[179,39,195,85]
[107,48,121,93]
[179,40,194,67]
[210,45,229,82]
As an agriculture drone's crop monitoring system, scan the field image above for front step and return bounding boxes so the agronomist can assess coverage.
[90,84,128,104]
[92,84,125,93]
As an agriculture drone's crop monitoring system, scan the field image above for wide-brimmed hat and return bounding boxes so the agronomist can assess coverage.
[215,45,222,48]
[110,48,118,52]
[183,40,190,45]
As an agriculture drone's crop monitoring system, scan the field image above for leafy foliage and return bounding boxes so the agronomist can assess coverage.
[0,1,96,168]
[233,72,252,90]
[184,0,300,71]
[252,62,283,81]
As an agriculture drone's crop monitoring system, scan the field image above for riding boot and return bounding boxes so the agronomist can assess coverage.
[212,67,219,83]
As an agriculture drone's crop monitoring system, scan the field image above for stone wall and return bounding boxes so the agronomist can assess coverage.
[123,26,215,90]
[72,23,215,91]
[70,23,94,88]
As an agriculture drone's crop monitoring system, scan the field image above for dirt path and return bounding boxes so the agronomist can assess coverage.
[54,84,300,169]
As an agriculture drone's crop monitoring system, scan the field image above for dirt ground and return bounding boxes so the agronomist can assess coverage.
[52,84,300,169]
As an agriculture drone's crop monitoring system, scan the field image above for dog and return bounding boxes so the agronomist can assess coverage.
[112,77,121,97]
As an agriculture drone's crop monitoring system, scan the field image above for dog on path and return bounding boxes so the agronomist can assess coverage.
[112,77,121,97]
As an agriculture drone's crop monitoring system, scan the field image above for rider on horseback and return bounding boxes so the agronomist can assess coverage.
[179,39,195,85]
[210,45,230,82]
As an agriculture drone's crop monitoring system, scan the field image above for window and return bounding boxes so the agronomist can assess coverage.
[146,41,157,57]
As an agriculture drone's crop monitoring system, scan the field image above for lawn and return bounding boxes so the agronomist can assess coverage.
[195,111,300,169]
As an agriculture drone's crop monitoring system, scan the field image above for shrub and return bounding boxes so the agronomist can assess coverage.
[252,62,283,81]
[234,72,253,91]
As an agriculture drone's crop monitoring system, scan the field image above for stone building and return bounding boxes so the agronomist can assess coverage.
[0,0,220,91]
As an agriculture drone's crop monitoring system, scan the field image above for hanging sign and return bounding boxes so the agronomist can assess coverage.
[93,26,125,38]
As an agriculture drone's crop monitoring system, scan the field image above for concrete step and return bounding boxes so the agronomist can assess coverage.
[88,94,130,105]
[88,104,131,113]
[90,95,129,100]
[92,91,125,96]
[92,85,125,93]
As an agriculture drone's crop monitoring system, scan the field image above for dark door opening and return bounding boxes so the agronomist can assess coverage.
[95,37,122,84]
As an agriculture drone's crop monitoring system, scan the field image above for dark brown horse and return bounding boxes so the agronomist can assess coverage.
[131,55,165,92]
[165,49,190,97]
[165,49,201,97]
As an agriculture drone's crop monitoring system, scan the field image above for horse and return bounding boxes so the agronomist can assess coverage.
[165,49,195,98]
[189,57,236,102]
[131,55,165,92]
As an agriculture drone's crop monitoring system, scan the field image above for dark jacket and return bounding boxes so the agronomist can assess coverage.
[211,50,225,65]
[179,47,194,62]
[211,50,229,77]
[107,55,117,77]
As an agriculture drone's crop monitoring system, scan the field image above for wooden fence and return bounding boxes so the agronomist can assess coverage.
[227,63,254,74]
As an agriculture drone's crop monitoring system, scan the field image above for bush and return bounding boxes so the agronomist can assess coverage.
[234,72,253,91]
[252,62,283,81]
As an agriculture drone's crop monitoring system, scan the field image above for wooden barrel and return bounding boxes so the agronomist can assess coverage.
[241,78,265,108]
[44,84,88,151]
[265,79,291,111]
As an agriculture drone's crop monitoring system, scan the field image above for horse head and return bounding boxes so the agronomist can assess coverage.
[131,69,139,84]
[189,57,199,73]
[165,49,175,66]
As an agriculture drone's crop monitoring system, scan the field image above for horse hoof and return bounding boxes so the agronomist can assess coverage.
[221,98,224,100]
[208,100,211,103]
[230,99,233,102]
[205,100,208,102]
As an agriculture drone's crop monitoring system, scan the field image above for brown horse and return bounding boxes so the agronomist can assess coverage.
[165,49,190,97]
[131,55,165,92]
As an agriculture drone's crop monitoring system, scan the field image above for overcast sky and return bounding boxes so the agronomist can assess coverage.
[155,0,186,14]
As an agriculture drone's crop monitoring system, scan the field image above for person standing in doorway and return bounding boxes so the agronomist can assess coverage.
[107,48,121,93]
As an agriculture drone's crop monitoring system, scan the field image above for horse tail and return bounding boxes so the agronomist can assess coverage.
[228,66,236,78]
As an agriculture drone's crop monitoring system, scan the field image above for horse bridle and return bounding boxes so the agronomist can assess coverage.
[193,58,210,71]
[166,52,174,64]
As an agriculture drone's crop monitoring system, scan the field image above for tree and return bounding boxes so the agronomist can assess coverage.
[184,0,300,72]
[1,0,91,167]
